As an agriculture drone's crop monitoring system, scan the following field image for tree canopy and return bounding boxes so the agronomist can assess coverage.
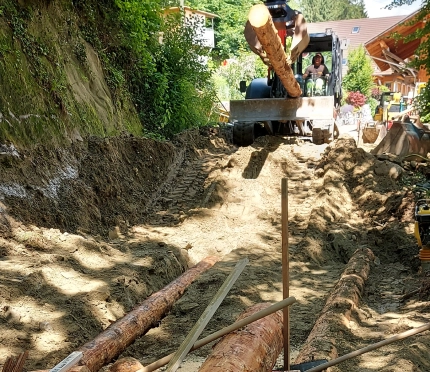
[299,0,367,23]
[185,0,367,60]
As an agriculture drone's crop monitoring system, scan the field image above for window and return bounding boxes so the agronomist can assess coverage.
[352,26,360,34]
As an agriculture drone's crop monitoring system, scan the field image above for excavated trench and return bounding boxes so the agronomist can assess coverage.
[0,129,429,371]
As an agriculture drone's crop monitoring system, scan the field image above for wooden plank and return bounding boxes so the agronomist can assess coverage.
[165,258,249,372]
[2,351,29,372]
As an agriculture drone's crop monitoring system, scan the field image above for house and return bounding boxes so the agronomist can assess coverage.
[306,11,428,97]
[163,6,217,49]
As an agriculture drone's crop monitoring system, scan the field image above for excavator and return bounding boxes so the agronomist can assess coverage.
[231,0,429,161]
[230,0,342,146]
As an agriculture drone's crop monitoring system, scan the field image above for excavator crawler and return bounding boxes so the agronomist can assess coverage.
[231,0,342,146]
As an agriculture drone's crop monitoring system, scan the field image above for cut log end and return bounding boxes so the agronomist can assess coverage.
[248,4,271,28]
[109,358,144,372]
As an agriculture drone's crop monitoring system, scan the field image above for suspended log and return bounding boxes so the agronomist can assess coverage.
[294,248,375,365]
[248,4,302,98]
[197,303,283,372]
[76,256,219,372]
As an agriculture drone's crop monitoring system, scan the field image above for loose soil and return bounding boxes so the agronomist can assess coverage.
[0,128,429,372]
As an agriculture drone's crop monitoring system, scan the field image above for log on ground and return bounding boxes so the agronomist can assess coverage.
[248,4,302,98]
[197,303,283,372]
[109,357,144,372]
[294,248,375,365]
[77,256,219,372]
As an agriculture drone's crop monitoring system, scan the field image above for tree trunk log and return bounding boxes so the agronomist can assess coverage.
[248,4,302,98]
[77,256,219,372]
[294,248,375,365]
[197,303,283,372]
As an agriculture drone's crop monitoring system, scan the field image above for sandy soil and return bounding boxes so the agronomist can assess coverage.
[0,128,429,372]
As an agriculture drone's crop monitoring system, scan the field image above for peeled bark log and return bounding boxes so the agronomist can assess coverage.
[77,256,219,372]
[109,358,144,372]
[198,303,283,372]
[294,248,375,365]
[248,4,302,98]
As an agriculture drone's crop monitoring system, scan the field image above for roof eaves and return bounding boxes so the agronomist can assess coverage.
[364,9,421,46]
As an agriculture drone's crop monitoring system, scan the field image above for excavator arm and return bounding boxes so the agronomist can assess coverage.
[244,0,309,65]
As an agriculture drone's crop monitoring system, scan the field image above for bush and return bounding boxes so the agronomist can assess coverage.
[371,85,390,100]
[415,84,430,123]
[346,91,366,108]
[342,45,373,97]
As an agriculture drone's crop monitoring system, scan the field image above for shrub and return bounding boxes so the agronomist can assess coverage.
[346,91,366,108]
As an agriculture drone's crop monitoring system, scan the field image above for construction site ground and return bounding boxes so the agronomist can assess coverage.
[1,126,430,371]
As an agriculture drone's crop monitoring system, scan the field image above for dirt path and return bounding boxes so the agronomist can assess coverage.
[0,130,429,371]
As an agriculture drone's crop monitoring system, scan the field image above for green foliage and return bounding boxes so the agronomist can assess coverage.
[114,0,160,73]
[133,11,217,138]
[299,0,367,22]
[414,84,430,123]
[367,97,379,116]
[187,0,260,61]
[0,0,220,146]
[213,53,266,101]
[342,45,374,97]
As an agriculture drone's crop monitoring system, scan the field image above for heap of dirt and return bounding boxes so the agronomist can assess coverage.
[0,128,230,239]
[298,135,414,265]
[0,130,428,372]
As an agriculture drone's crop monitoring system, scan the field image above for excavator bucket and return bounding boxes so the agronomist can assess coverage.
[371,122,430,159]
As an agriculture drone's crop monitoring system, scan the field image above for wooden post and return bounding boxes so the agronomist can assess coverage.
[281,178,290,371]
[248,4,302,98]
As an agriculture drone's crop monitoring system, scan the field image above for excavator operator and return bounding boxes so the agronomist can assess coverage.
[244,0,308,66]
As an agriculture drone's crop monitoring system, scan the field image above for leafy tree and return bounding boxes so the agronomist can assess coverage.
[213,53,267,100]
[186,0,261,61]
[342,45,374,97]
[138,11,217,137]
[82,1,217,138]
[299,0,367,22]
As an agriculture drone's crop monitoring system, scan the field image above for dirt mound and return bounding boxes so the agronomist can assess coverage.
[296,135,414,264]
[0,128,231,237]
[0,131,428,372]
